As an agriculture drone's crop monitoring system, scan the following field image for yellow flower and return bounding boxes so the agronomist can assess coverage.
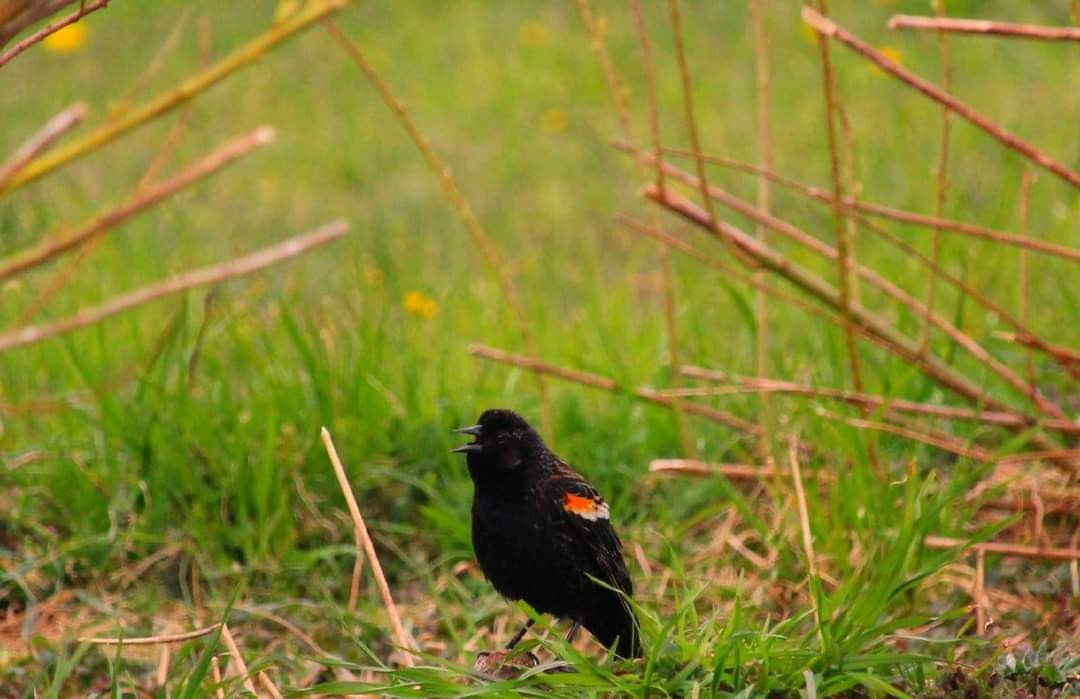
[42,23,87,54]
[539,108,568,135]
[518,21,548,49]
[402,290,438,319]
[871,46,903,77]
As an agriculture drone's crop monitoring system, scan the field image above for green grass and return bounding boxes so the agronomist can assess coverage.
[1,0,1078,695]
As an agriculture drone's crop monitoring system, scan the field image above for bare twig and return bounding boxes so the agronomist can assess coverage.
[802,6,1080,189]
[324,18,553,441]
[259,671,285,699]
[925,536,1080,562]
[0,0,346,194]
[650,458,833,483]
[678,367,1080,435]
[889,15,1080,42]
[0,126,275,282]
[639,160,1066,421]
[651,144,1080,263]
[220,624,258,696]
[469,343,757,434]
[321,428,417,666]
[974,549,986,636]
[816,408,994,462]
[666,0,756,268]
[647,184,1026,417]
[0,220,350,353]
[210,655,226,699]
[749,0,774,465]
[789,438,822,639]
[1017,171,1035,389]
[0,103,86,188]
[810,0,863,393]
[919,0,952,354]
[348,553,365,614]
[0,0,110,68]
[80,623,221,645]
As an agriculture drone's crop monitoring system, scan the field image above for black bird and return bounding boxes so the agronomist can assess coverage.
[452,408,641,658]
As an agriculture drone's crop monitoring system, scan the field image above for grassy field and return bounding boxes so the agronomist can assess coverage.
[1,0,1078,695]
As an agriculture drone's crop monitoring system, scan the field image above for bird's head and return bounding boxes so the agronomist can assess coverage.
[452,408,543,483]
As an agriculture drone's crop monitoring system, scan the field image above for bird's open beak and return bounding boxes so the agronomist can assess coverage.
[451,425,483,453]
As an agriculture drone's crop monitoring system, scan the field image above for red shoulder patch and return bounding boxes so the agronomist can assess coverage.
[562,493,610,521]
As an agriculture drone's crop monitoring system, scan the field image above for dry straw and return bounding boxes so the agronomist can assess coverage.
[321,427,418,667]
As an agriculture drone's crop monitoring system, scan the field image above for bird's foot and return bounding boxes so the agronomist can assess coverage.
[473,648,540,679]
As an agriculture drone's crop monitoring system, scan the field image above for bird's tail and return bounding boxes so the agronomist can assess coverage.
[587,596,642,659]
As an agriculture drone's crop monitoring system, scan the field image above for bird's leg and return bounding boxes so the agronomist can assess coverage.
[504,617,536,650]
[565,621,582,644]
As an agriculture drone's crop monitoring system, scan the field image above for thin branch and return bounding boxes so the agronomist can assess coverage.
[0,0,110,68]
[651,144,1080,263]
[974,548,986,636]
[469,343,757,434]
[324,18,553,441]
[636,156,1066,420]
[889,15,1080,42]
[810,0,864,392]
[259,671,285,699]
[220,624,258,696]
[925,535,1080,562]
[749,0,774,465]
[0,220,350,353]
[919,0,952,354]
[1017,171,1035,389]
[619,216,845,327]
[802,6,1080,189]
[666,0,756,268]
[650,459,832,483]
[80,623,221,645]
[677,367,1080,434]
[816,408,994,462]
[0,126,275,283]
[646,183,1028,418]
[789,437,824,644]
[0,0,346,194]
[321,428,417,666]
[0,103,86,188]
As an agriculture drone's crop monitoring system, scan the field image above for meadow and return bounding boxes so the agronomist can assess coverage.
[0,0,1078,695]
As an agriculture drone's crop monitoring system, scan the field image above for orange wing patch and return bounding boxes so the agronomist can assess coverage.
[563,493,610,521]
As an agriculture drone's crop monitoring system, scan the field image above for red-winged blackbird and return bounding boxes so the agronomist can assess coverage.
[452,408,641,658]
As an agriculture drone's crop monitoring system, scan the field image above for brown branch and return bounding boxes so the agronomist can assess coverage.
[0,0,346,194]
[677,367,1080,435]
[469,343,757,434]
[925,536,1080,562]
[0,103,86,187]
[749,0,774,465]
[80,623,221,645]
[636,155,1066,420]
[0,219,349,353]
[810,0,864,393]
[0,126,275,282]
[324,18,553,441]
[649,459,833,482]
[0,0,109,68]
[802,6,1080,189]
[651,144,1080,263]
[920,0,952,354]
[889,15,1080,42]
[666,0,756,268]
[321,428,417,666]
[220,624,258,696]
[646,183,1026,418]
[816,408,994,462]
[640,144,1076,376]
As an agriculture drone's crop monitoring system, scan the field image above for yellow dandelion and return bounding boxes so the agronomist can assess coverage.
[42,22,87,54]
[871,46,903,77]
[539,108,568,135]
[518,21,548,49]
[402,290,438,319]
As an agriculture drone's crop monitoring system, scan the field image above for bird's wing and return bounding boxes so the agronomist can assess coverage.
[543,468,633,597]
